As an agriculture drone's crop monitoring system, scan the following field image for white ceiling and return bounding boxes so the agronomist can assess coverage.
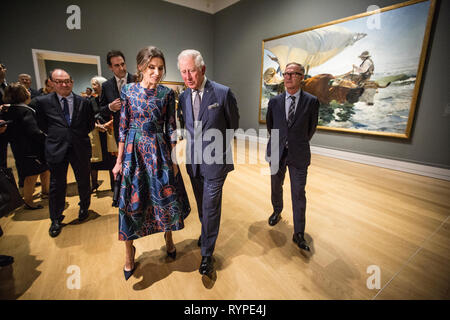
[163,0,240,14]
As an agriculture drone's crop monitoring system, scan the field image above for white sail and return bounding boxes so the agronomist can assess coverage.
[266,25,366,72]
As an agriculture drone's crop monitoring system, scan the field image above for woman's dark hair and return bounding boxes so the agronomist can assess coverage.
[136,46,166,82]
[3,82,30,104]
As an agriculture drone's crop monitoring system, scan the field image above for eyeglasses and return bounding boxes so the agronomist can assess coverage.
[283,72,304,78]
[53,79,72,85]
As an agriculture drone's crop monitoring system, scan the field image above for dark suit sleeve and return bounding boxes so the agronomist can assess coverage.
[85,98,95,133]
[308,98,320,141]
[22,108,46,144]
[29,97,48,134]
[266,98,274,136]
[90,96,101,115]
[99,82,113,120]
[224,89,239,130]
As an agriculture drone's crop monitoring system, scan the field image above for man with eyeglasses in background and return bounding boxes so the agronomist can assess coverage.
[265,62,319,253]
[31,69,94,237]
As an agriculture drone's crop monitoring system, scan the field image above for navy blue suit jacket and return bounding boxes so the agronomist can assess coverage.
[179,79,239,179]
[266,90,319,168]
[31,92,94,164]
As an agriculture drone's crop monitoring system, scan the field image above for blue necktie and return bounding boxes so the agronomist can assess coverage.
[62,97,71,125]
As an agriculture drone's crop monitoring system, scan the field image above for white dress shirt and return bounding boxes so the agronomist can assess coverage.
[191,76,207,104]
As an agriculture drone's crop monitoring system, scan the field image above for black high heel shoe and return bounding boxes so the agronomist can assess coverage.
[164,232,177,260]
[91,183,100,193]
[123,245,136,281]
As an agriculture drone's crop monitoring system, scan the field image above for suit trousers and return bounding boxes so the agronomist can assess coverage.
[48,149,91,222]
[271,148,308,235]
[189,172,227,257]
[0,135,7,168]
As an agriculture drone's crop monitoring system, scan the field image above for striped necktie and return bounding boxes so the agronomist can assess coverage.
[118,79,125,94]
[287,95,296,127]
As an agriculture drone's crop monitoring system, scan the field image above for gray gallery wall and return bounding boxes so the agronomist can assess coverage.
[214,0,450,169]
[1,0,449,169]
[1,0,213,86]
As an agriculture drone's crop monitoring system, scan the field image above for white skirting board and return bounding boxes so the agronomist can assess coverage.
[234,133,450,181]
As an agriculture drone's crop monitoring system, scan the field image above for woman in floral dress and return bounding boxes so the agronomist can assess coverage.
[112,46,190,280]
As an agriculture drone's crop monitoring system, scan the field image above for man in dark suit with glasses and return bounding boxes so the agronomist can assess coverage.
[32,69,94,237]
[266,62,319,253]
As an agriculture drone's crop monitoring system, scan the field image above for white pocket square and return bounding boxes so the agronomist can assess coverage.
[208,103,219,109]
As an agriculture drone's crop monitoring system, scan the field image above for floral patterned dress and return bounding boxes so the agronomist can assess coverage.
[118,83,190,241]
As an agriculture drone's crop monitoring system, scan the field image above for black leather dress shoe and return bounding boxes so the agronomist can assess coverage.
[293,232,310,252]
[78,209,89,222]
[49,220,63,238]
[199,256,213,275]
[197,236,201,247]
[24,203,43,210]
[268,212,281,226]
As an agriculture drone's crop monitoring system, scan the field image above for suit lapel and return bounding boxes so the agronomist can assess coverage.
[296,90,309,125]
[112,77,119,98]
[279,92,288,128]
[127,73,134,85]
[198,80,214,121]
[184,88,194,126]
[289,90,307,128]
[71,94,81,127]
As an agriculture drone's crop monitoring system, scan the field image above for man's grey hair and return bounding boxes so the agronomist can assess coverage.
[285,62,305,74]
[18,73,32,79]
[177,49,205,70]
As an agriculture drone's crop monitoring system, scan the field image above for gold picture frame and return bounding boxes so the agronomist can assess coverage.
[160,81,186,110]
[259,0,437,139]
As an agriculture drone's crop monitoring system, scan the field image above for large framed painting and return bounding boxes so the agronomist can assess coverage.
[160,81,186,109]
[259,0,436,138]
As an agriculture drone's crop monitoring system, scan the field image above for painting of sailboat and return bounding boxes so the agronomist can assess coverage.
[259,0,436,138]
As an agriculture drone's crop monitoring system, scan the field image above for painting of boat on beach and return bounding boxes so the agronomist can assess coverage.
[259,0,436,138]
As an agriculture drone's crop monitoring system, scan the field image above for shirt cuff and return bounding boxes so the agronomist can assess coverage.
[108,103,117,112]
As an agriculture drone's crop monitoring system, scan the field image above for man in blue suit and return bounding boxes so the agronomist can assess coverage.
[177,49,239,276]
[266,62,319,252]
